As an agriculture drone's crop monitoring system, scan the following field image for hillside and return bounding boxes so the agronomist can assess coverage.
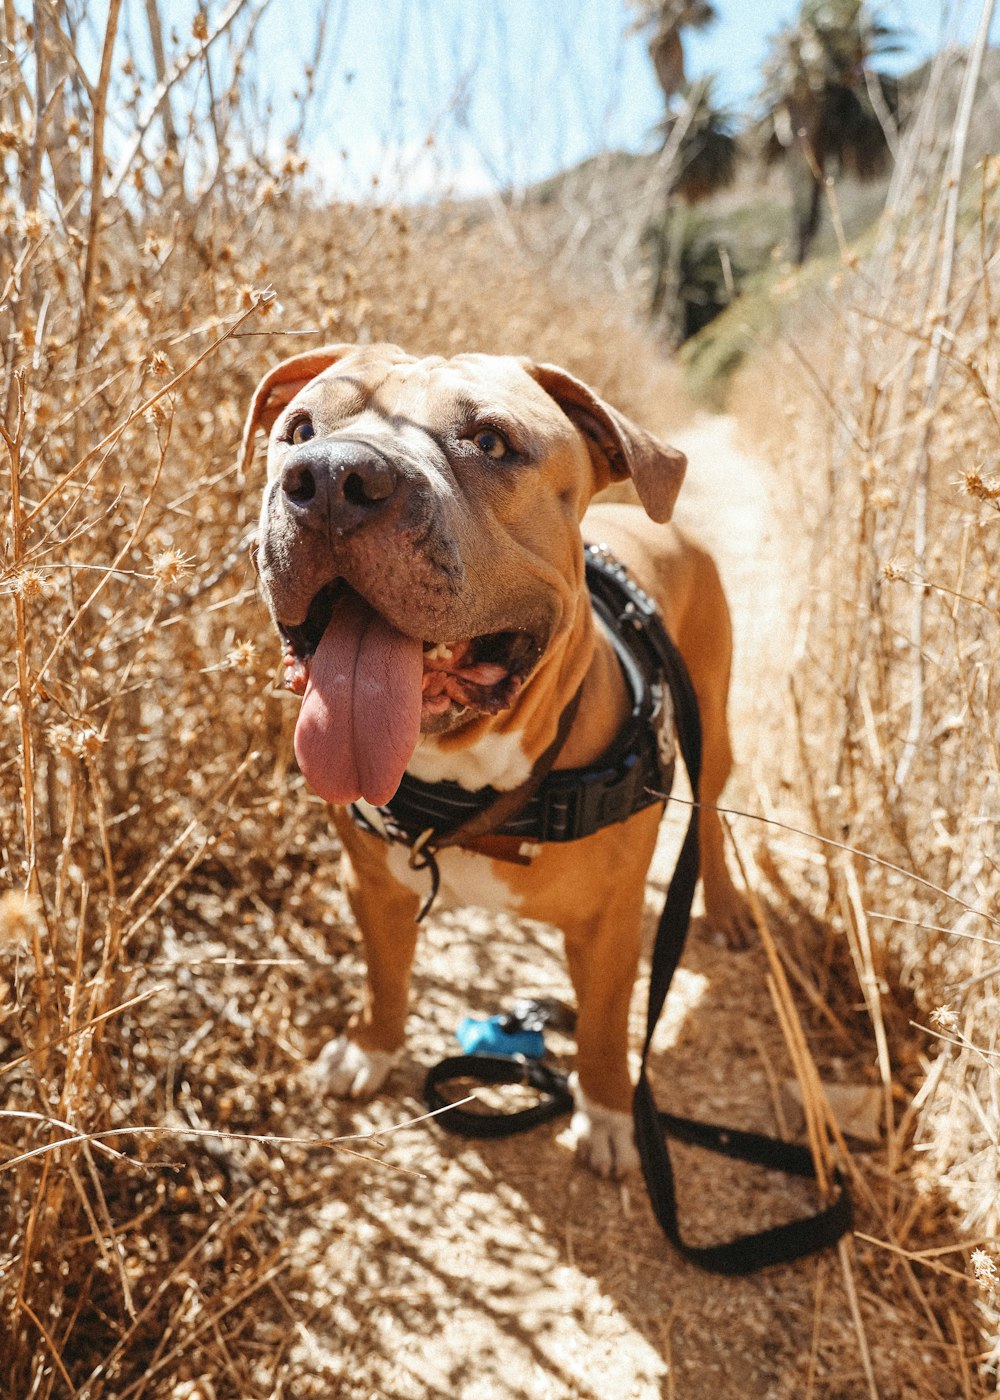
[463,46,1000,388]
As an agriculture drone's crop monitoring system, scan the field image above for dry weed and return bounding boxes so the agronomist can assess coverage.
[5,2,994,1395]
[0,6,690,1395]
[731,34,1000,1383]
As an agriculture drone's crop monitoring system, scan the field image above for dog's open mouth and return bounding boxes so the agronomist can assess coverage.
[280,580,539,718]
[277,580,541,808]
[280,581,343,696]
[420,632,538,716]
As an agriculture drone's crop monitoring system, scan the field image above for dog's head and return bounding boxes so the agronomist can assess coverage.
[241,343,686,806]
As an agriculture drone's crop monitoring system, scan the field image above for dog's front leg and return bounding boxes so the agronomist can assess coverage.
[307,818,422,1100]
[561,886,645,1181]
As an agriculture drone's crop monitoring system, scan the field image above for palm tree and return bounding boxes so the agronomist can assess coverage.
[627,0,711,105]
[629,4,739,341]
[759,0,902,263]
[628,0,718,103]
[647,78,738,339]
[664,76,738,204]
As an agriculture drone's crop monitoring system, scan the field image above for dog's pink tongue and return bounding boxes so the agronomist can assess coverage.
[294,592,423,806]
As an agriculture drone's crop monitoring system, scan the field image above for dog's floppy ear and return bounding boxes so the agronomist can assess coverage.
[237,344,356,477]
[525,362,687,523]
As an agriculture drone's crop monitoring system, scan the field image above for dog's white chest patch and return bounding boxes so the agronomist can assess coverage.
[386,842,522,915]
[408,729,532,791]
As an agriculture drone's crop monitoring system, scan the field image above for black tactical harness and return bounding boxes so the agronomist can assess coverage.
[354,544,852,1274]
[350,545,673,891]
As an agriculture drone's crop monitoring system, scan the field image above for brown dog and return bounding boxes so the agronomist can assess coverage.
[240,343,749,1177]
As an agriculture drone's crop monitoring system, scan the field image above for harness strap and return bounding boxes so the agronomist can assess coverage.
[436,682,584,852]
[352,548,671,868]
[353,683,585,920]
[409,681,584,921]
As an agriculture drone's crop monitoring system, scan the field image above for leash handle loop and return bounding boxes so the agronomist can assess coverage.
[424,1054,574,1138]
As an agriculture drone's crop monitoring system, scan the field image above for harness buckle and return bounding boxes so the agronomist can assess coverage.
[579,754,643,833]
[541,754,645,842]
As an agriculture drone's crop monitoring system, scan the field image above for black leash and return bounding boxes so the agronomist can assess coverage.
[424,582,852,1275]
[628,620,851,1274]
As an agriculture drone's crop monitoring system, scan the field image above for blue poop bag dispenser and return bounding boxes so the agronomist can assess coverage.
[455,997,576,1059]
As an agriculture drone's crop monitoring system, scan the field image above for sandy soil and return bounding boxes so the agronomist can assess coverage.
[264,415,949,1399]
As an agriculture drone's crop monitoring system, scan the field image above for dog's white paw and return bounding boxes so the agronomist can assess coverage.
[304,1035,396,1099]
[567,1073,639,1179]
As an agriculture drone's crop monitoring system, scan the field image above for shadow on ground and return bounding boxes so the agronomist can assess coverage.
[265,877,960,1400]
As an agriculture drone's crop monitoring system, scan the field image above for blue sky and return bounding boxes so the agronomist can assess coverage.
[58,1,995,200]
[684,0,972,105]
[240,0,995,198]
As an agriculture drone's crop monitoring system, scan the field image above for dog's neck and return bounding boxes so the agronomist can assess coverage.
[405,593,626,793]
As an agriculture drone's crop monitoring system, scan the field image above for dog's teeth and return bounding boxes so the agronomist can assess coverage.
[425,642,453,662]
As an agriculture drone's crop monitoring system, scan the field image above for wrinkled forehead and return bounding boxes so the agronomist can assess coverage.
[289,347,570,439]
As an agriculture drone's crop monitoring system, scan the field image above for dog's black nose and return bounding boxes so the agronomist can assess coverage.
[280,441,397,534]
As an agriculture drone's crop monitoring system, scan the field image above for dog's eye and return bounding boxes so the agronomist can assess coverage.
[473,428,510,460]
[287,415,315,445]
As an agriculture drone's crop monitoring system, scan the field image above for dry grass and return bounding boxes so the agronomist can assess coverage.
[0,9,694,1396]
[0,215,685,1389]
[729,34,1000,1384]
[2,4,997,1396]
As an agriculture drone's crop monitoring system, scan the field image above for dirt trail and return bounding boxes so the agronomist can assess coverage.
[669,413,803,729]
[277,416,880,1399]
